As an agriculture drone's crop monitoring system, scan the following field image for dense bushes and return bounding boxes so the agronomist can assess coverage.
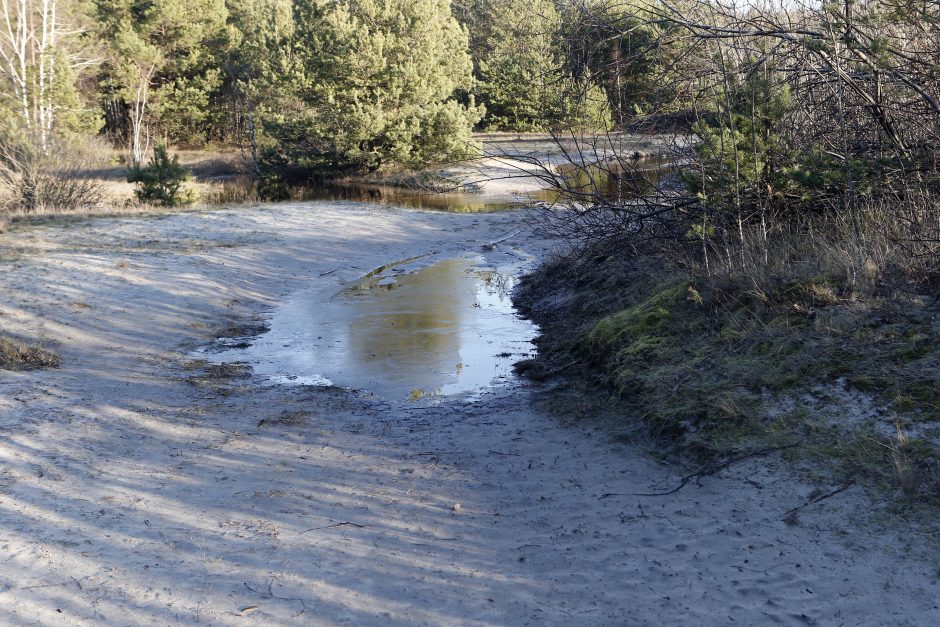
[537,2,940,283]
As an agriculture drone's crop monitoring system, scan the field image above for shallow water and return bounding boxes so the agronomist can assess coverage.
[207,155,672,211]
[208,175,521,213]
[207,255,537,400]
[535,158,672,204]
[297,182,520,213]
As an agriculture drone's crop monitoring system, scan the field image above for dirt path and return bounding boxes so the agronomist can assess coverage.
[0,203,937,625]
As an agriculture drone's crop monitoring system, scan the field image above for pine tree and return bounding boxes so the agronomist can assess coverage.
[456,0,611,132]
[471,0,563,131]
[223,0,297,171]
[263,0,483,177]
[96,0,229,160]
[558,0,675,124]
[127,144,197,205]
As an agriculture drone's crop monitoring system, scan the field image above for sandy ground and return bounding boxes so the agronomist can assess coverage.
[1,202,939,625]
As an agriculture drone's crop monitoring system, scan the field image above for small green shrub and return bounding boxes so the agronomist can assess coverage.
[255,147,292,201]
[127,145,198,206]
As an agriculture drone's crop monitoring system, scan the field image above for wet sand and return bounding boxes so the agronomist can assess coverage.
[1,202,938,625]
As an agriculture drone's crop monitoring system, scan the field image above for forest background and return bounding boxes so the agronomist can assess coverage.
[0,0,622,206]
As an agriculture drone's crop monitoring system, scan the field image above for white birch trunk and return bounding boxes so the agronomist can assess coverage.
[1,0,66,151]
[129,62,156,167]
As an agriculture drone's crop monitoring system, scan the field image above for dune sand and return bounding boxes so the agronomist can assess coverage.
[0,203,937,625]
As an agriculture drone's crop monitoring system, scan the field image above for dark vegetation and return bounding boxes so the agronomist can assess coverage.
[0,337,60,371]
[514,0,940,503]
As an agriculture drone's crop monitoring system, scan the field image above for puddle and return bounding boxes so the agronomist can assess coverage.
[207,175,519,213]
[205,255,537,400]
[532,158,673,204]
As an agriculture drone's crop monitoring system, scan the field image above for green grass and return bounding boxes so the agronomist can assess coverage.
[543,264,940,501]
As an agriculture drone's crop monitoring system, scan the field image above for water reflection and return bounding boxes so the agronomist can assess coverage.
[206,157,671,211]
[533,158,671,205]
[206,175,518,213]
[206,255,537,400]
[345,258,471,388]
[304,182,518,213]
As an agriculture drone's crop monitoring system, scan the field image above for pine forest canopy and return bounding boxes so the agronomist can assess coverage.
[0,0,621,182]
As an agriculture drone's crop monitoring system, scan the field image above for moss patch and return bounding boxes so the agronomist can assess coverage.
[518,255,940,501]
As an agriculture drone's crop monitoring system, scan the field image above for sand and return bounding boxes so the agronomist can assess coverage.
[1,202,938,625]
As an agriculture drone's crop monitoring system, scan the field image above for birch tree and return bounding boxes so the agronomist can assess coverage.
[96,0,227,165]
[0,0,97,148]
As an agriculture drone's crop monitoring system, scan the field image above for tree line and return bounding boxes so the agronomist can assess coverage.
[2,0,651,202]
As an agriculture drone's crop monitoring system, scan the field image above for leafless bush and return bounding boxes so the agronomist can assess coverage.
[0,136,104,213]
[527,0,940,290]
[0,337,59,370]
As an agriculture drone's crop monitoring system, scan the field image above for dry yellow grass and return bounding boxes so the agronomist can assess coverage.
[0,147,254,225]
[0,337,59,370]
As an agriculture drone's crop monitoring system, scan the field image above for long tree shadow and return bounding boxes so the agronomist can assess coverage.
[0,203,569,624]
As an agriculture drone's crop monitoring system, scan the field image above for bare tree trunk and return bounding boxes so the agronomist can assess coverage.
[0,0,71,152]
[1,0,32,130]
[128,62,156,167]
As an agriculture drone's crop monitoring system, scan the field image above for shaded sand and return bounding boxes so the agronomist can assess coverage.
[1,202,938,625]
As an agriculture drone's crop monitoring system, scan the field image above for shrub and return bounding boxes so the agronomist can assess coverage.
[0,133,103,212]
[127,144,198,206]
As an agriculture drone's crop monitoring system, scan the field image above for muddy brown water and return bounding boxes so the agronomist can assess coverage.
[205,255,537,401]
[207,157,672,212]
[540,158,672,203]
[208,176,521,212]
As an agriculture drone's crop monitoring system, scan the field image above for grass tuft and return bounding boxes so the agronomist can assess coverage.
[0,337,59,371]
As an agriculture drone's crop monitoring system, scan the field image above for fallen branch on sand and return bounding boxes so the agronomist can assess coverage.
[623,443,800,498]
[302,521,369,532]
[783,480,856,522]
[481,228,525,250]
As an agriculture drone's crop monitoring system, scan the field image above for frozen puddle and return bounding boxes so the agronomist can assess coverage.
[206,255,537,400]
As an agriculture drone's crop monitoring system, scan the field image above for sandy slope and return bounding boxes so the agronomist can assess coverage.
[0,202,938,625]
